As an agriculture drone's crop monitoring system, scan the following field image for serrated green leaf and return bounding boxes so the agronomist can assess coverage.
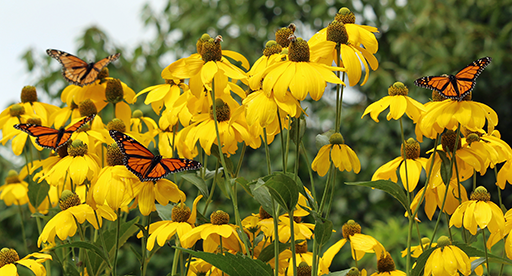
[257,242,290,263]
[178,248,272,276]
[265,173,299,213]
[181,174,209,198]
[345,180,408,210]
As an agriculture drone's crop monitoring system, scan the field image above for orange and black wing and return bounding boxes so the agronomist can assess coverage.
[47,49,120,87]
[110,130,159,181]
[14,124,60,149]
[414,75,455,98]
[452,57,492,99]
[414,57,492,101]
[14,114,95,150]
[160,157,202,174]
[109,130,202,182]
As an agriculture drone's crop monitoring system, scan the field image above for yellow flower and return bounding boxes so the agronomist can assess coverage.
[251,35,344,102]
[312,132,361,177]
[0,170,30,206]
[17,85,60,125]
[401,238,436,258]
[417,99,498,141]
[449,186,505,237]
[38,191,116,247]
[372,138,427,192]
[41,139,100,186]
[180,210,244,253]
[424,236,471,276]
[309,8,379,86]
[370,252,405,276]
[91,143,139,210]
[0,248,52,276]
[136,77,189,115]
[0,105,42,155]
[498,161,512,189]
[409,178,468,220]
[183,97,253,156]
[362,82,425,123]
[132,178,186,216]
[137,195,202,250]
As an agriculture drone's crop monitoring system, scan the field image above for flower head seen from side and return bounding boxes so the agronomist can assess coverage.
[370,252,405,276]
[180,210,244,253]
[362,82,425,123]
[372,138,427,192]
[137,195,202,251]
[424,236,471,276]
[0,247,52,276]
[38,190,117,247]
[401,237,436,258]
[312,132,361,177]
[449,186,505,238]
[309,7,379,86]
[0,169,30,207]
[252,35,345,102]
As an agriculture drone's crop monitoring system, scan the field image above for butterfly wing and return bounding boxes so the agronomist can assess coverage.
[414,75,458,98]
[14,124,60,149]
[14,114,95,150]
[47,49,120,87]
[82,53,121,85]
[109,130,159,181]
[160,158,202,174]
[56,114,96,149]
[452,57,492,99]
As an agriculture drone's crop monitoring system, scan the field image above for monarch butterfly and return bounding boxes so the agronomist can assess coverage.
[414,57,492,101]
[14,114,95,150]
[47,49,121,87]
[109,130,202,182]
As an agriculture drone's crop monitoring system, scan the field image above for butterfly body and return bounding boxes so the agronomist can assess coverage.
[414,57,492,101]
[47,49,120,87]
[109,130,202,182]
[14,114,95,150]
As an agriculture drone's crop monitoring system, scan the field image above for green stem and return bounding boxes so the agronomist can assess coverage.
[325,168,337,220]
[293,117,301,180]
[203,161,220,214]
[288,210,297,276]
[113,208,121,276]
[141,214,151,276]
[272,202,280,276]
[17,203,28,254]
[171,238,181,276]
[318,163,335,216]
[263,128,272,175]
[277,112,287,172]
[481,229,491,275]
[234,143,246,177]
[430,126,461,246]
[311,238,319,276]
[300,142,317,208]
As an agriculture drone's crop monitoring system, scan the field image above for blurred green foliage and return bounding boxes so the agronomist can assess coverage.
[1,0,511,274]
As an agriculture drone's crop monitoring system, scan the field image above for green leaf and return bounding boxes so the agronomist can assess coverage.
[410,247,435,276]
[455,243,512,266]
[257,242,290,263]
[235,177,252,197]
[345,180,408,210]
[27,180,50,210]
[181,174,209,198]
[249,177,274,214]
[52,241,109,262]
[324,268,354,276]
[178,248,272,276]
[155,203,174,221]
[313,216,333,247]
[264,173,299,213]
[437,150,451,185]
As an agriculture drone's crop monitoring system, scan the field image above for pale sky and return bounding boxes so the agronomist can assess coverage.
[0,0,161,110]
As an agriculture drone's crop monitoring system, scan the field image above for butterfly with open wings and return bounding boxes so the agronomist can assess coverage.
[109,130,202,182]
[47,49,120,87]
[414,57,492,101]
[14,114,95,151]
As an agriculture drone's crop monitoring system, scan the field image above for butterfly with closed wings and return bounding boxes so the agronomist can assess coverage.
[109,130,202,182]
[14,114,95,151]
[47,49,120,87]
[414,57,492,101]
